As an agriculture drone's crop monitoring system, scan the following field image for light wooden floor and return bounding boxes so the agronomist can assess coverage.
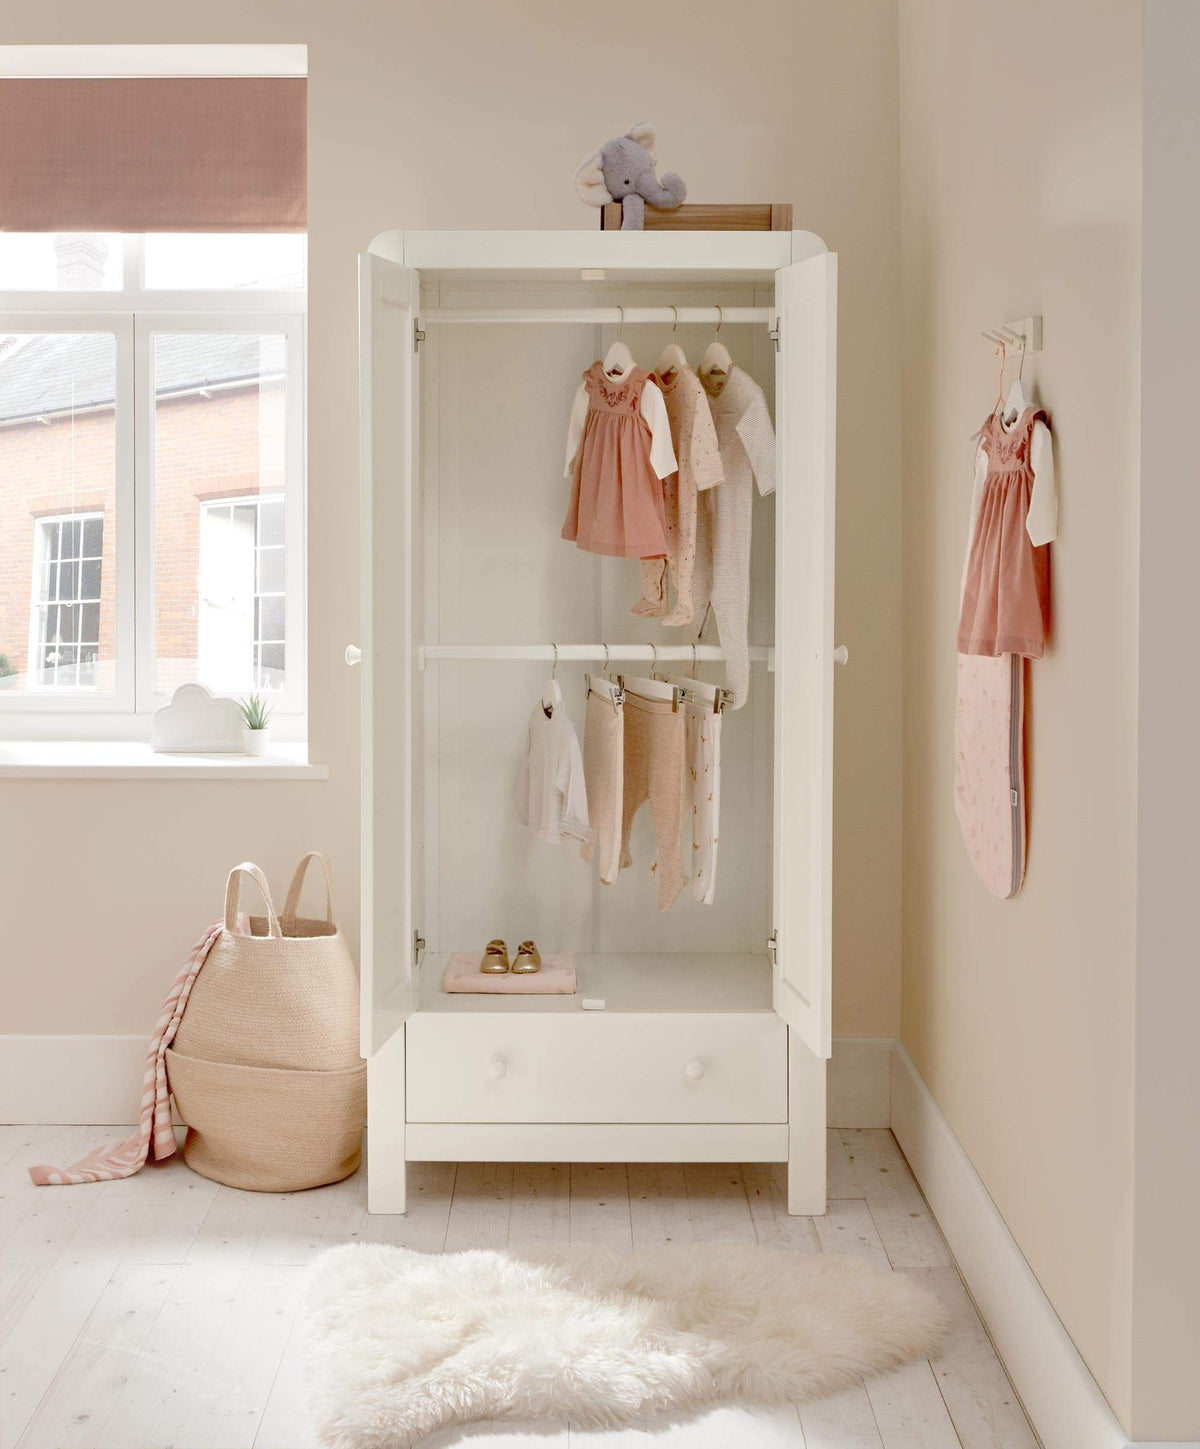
[0,1126,1038,1449]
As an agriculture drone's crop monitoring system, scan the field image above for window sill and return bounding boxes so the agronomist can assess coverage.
[0,740,328,780]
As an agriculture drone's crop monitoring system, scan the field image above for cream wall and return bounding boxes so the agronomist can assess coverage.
[1,3,903,1042]
[898,0,1142,1427]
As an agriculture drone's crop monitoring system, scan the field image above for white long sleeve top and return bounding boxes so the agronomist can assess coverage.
[513,698,590,847]
[563,376,677,480]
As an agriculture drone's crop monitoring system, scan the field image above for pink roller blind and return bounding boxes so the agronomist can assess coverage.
[0,77,306,232]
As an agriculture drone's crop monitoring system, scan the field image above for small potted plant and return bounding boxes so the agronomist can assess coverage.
[238,694,273,756]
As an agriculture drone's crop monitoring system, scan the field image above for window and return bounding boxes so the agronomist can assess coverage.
[30,513,104,687]
[0,234,305,736]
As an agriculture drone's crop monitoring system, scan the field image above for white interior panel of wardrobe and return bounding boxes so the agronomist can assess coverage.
[418,274,776,958]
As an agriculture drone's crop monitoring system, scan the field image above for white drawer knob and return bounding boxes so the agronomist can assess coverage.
[488,1056,508,1081]
[685,1060,705,1081]
[345,645,362,666]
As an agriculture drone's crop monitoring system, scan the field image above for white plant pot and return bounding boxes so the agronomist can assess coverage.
[242,727,270,757]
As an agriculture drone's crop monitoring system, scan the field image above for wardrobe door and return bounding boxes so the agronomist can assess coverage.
[772,250,838,1058]
[358,251,420,1057]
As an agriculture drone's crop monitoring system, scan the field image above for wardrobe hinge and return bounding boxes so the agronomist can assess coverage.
[767,929,778,967]
[769,318,781,352]
[413,929,426,967]
[413,318,426,353]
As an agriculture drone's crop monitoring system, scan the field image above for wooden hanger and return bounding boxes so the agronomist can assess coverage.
[656,307,688,381]
[699,305,732,381]
[541,645,562,718]
[1002,337,1033,427]
[603,307,636,378]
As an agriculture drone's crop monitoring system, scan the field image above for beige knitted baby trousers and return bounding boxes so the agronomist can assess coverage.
[619,691,687,911]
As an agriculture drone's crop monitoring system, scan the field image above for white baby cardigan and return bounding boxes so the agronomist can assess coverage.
[513,699,590,847]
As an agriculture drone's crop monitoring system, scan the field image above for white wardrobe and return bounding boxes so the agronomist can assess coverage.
[354,230,837,1215]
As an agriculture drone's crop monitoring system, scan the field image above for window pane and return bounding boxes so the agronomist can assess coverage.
[0,333,117,694]
[143,235,306,291]
[257,546,284,594]
[154,333,289,697]
[0,234,122,290]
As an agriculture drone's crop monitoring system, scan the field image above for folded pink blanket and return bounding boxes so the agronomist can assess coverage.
[442,950,576,994]
[29,923,224,1186]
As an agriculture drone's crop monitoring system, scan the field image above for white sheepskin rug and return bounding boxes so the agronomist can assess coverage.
[302,1241,948,1448]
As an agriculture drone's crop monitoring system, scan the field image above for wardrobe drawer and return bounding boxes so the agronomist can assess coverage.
[405,1013,786,1124]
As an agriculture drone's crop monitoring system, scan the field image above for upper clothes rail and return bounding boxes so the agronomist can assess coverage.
[417,306,772,325]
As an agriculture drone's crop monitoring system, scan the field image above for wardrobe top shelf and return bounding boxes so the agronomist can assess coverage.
[416,952,773,1015]
[368,228,828,279]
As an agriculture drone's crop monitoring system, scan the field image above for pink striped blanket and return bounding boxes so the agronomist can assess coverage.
[28,923,224,1187]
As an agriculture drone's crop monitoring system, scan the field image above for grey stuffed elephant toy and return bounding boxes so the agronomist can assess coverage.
[575,123,687,229]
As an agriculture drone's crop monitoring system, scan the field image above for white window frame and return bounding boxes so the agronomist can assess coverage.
[27,509,107,691]
[0,235,306,741]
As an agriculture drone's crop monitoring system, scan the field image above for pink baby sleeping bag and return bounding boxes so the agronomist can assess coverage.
[954,652,1026,899]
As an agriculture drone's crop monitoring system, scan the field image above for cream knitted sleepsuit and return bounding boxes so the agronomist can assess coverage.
[632,364,723,624]
[697,365,776,709]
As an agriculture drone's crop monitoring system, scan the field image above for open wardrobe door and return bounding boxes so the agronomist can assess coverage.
[772,249,838,1060]
[358,250,421,1059]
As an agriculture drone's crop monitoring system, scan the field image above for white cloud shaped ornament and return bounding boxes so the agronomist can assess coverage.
[151,682,246,754]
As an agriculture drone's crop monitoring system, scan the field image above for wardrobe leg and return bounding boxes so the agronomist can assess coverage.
[787,1030,827,1216]
[367,1031,408,1214]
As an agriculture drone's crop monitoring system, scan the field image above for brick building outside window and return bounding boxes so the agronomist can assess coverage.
[0,233,305,729]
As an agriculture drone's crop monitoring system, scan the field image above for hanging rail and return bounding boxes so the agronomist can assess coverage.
[417,642,774,670]
[420,306,772,326]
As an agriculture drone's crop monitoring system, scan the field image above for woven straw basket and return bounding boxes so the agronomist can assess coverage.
[166,1049,365,1192]
[168,854,365,1192]
[173,855,360,1072]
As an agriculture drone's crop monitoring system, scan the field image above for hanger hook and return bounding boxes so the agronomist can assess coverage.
[671,305,679,337]
[617,306,625,337]
[1017,334,1027,381]
[551,642,558,679]
[649,641,658,672]
[715,305,724,336]
[690,642,698,678]
[602,642,610,672]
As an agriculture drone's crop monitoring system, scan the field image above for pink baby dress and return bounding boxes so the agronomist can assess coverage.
[562,362,669,559]
[957,406,1052,658]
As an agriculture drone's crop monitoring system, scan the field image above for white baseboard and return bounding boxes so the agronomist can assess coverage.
[891,1044,1198,1449]
[0,1032,895,1129]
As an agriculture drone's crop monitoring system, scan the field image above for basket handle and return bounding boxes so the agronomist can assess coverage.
[224,862,282,937]
[281,850,335,931]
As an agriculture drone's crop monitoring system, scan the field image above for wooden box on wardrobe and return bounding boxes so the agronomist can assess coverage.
[354,230,838,1215]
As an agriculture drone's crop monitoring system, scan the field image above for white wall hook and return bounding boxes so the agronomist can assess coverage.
[833,645,849,666]
[685,1061,706,1081]
[488,1056,508,1081]
[345,645,362,666]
